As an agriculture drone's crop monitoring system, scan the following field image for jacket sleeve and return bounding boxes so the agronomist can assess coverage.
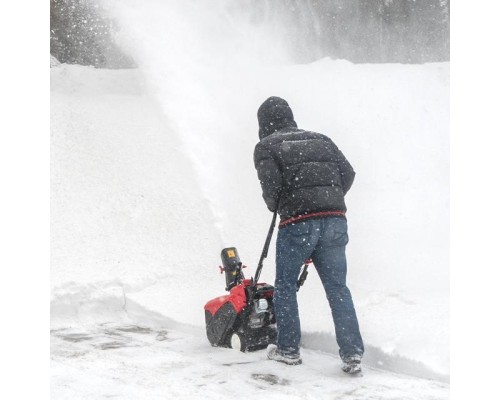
[254,142,283,212]
[332,143,355,194]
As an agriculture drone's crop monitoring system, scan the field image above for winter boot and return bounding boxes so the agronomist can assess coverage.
[341,355,362,375]
[266,344,302,365]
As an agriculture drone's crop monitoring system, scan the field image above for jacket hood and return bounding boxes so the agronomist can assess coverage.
[257,96,297,140]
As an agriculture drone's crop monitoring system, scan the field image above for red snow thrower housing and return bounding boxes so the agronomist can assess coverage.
[204,247,277,352]
[204,209,310,352]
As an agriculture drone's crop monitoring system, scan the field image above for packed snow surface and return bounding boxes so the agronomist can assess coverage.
[51,295,448,399]
[51,1,449,397]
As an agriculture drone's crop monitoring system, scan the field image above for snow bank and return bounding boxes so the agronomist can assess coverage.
[50,55,60,68]
[51,65,223,289]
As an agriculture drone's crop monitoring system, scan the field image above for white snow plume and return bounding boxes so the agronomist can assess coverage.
[100,0,298,248]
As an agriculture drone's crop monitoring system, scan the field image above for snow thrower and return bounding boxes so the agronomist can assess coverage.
[204,210,310,352]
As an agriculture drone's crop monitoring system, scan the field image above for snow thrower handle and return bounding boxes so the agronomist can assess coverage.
[251,207,278,296]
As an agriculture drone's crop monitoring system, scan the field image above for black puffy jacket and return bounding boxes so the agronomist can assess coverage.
[254,97,355,221]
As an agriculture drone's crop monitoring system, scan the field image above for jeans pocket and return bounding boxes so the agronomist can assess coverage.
[287,222,311,245]
[333,230,349,245]
[326,218,349,245]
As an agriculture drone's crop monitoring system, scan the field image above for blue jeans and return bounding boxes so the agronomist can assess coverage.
[274,217,364,360]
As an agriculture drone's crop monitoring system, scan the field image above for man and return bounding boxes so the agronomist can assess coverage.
[254,96,364,374]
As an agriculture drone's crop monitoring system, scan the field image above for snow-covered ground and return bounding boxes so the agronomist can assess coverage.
[51,298,448,400]
[51,1,449,397]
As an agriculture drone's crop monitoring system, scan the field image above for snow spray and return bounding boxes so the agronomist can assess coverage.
[98,0,323,249]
